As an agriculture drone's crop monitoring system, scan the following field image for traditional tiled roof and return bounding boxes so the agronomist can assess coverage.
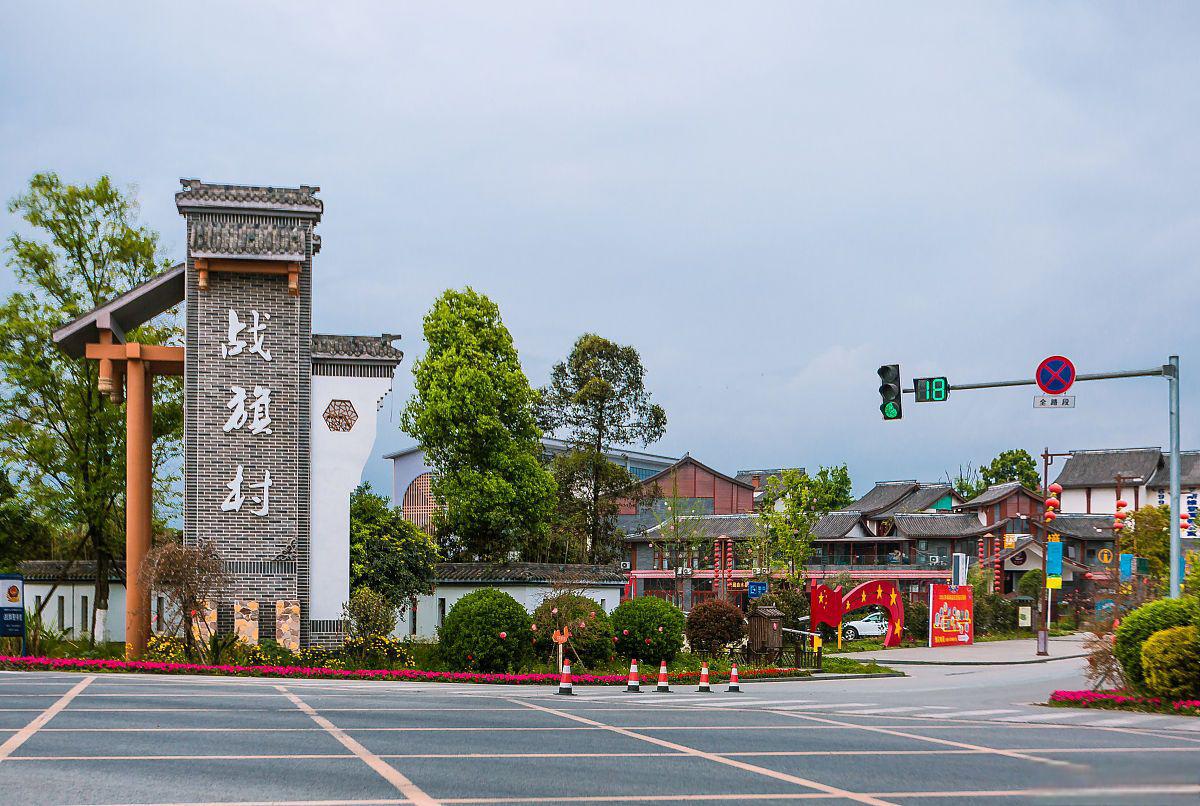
[981,537,1089,571]
[877,483,958,517]
[849,481,920,516]
[1147,451,1200,489]
[638,455,755,491]
[632,514,759,541]
[176,179,323,215]
[311,334,404,364]
[813,511,862,538]
[19,560,126,583]
[189,221,307,261]
[1052,448,1163,489]
[891,513,998,538]
[435,562,626,585]
[53,263,185,358]
[735,468,802,487]
[1049,514,1114,541]
[961,481,1040,509]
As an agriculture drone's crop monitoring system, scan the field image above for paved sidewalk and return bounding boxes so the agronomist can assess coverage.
[854,634,1086,665]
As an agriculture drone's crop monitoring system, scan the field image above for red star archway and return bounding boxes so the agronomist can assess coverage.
[810,579,905,647]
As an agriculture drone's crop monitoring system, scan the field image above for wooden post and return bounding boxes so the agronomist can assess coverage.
[124,356,153,660]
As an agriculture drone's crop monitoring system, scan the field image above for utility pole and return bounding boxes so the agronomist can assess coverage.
[1039,449,1071,656]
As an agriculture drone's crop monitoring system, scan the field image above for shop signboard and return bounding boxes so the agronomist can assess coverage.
[747,580,768,600]
[928,584,973,647]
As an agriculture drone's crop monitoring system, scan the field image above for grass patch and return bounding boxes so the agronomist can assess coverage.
[820,656,899,675]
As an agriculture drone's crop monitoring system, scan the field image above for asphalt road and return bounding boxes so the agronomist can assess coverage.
[0,653,1197,805]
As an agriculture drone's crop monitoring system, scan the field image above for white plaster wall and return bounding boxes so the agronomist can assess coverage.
[25,582,128,642]
[408,583,625,640]
[390,450,434,507]
[1059,486,1151,515]
[310,374,395,622]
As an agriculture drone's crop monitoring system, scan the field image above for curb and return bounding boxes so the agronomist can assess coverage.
[855,653,1087,667]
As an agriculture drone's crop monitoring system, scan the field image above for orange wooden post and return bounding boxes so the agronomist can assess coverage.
[124,355,153,660]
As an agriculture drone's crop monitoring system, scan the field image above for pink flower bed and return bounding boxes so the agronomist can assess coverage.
[1050,690,1200,716]
[0,656,807,685]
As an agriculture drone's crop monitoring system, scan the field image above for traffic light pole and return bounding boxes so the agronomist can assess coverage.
[897,358,1184,598]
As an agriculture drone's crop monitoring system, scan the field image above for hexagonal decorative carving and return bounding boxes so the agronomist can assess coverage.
[323,399,358,432]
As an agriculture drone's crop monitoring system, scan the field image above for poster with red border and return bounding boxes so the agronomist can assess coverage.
[928,584,974,647]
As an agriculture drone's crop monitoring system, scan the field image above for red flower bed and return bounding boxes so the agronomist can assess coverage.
[1050,690,1200,716]
[0,655,807,685]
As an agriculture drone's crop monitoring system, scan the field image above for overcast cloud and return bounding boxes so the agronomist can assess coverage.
[2,3,1197,496]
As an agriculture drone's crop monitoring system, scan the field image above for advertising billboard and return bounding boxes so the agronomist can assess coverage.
[928,583,973,647]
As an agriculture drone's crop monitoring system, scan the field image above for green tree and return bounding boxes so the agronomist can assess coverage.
[1017,568,1045,600]
[649,473,708,605]
[980,449,1041,491]
[539,333,666,563]
[349,482,438,611]
[947,463,986,499]
[0,174,182,642]
[538,449,644,564]
[0,472,51,572]
[1126,505,1170,585]
[756,465,853,579]
[400,288,555,561]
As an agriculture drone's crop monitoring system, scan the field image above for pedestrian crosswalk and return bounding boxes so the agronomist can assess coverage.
[553,690,1200,732]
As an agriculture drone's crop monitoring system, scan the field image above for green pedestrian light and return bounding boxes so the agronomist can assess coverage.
[878,364,903,421]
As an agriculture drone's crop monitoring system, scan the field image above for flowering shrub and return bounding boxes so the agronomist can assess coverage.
[439,588,532,672]
[612,597,685,662]
[531,593,613,669]
[342,635,413,669]
[0,655,811,685]
[1050,689,1200,716]
[145,635,188,664]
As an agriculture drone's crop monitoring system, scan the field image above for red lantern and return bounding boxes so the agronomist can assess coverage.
[1112,521,1124,531]
[645,638,651,645]
[1116,499,1128,510]
[1114,510,1129,520]
[499,631,507,640]
[1048,483,1063,495]
[1044,511,1057,522]
[1044,497,1060,510]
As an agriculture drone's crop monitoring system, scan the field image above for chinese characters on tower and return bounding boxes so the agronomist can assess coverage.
[220,308,274,518]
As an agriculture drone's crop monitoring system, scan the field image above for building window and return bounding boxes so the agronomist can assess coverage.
[57,595,65,632]
[80,595,89,636]
[600,599,606,611]
[402,472,437,530]
[629,466,659,481]
[437,597,446,629]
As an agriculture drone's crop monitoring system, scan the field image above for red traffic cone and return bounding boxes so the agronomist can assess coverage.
[626,658,641,693]
[557,659,574,696]
[697,661,712,693]
[727,662,741,693]
[656,659,671,693]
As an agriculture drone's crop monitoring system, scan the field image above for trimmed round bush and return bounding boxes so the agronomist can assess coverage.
[439,588,533,673]
[611,597,685,663]
[1141,625,1200,700]
[1115,597,1200,691]
[685,599,746,654]
[902,598,930,642]
[531,593,614,670]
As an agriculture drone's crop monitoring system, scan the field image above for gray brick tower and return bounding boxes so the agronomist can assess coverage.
[176,180,321,643]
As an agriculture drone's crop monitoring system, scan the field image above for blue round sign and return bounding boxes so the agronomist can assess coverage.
[1036,355,1075,395]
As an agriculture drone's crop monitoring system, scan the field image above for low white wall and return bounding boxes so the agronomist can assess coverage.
[25,582,128,643]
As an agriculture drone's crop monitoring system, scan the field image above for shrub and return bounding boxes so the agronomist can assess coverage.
[1141,625,1200,700]
[1016,569,1044,601]
[685,599,746,654]
[611,596,685,662]
[755,586,809,630]
[903,598,929,642]
[531,593,613,670]
[342,635,414,669]
[1115,597,1200,691]
[242,639,295,666]
[343,587,397,639]
[146,635,188,664]
[976,592,1016,635]
[439,588,532,673]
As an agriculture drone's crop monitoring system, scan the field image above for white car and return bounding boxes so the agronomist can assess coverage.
[841,611,889,641]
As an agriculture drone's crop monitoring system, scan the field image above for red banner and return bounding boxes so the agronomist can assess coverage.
[928,584,974,647]
[809,582,844,631]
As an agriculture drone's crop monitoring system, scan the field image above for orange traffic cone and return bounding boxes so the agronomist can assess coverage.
[656,659,671,693]
[626,658,641,693]
[697,661,712,693]
[557,659,574,696]
[727,662,741,693]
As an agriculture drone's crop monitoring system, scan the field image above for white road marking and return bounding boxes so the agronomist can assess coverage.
[274,685,438,806]
[837,706,943,715]
[0,675,93,762]
[998,710,1092,723]
[924,709,1022,719]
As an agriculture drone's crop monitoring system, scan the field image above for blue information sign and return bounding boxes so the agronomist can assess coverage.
[747,580,768,600]
[1046,541,1063,577]
[1119,553,1133,582]
[0,574,24,639]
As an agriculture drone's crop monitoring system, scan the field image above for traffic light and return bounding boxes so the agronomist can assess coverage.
[878,364,902,420]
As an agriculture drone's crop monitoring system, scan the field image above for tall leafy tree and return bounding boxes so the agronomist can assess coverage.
[650,473,708,604]
[401,288,555,561]
[538,450,645,564]
[539,333,666,562]
[349,482,439,611]
[980,449,1041,491]
[1126,504,1170,586]
[0,174,182,641]
[0,472,50,572]
[947,463,987,499]
[756,465,853,579]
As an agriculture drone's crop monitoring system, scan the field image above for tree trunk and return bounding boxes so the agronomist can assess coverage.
[93,547,110,645]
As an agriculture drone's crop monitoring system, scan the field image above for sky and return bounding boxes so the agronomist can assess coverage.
[2,3,1198,497]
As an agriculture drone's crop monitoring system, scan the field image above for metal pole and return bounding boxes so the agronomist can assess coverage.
[1169,356,1182,598]
[1038,449,1049,656]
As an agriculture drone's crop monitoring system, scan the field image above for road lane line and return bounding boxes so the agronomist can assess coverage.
[998,710,1091,723]
[274,685,438,806]
[923,709,1021,719]
[511,697,898,806]
[0,675,93,762]
[769,710,1082,770]
[867,784,1200,799]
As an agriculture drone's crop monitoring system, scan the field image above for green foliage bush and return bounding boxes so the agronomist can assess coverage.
[146,635,188,663]
[343,587,397,639]
[903,598,929,642]
[685,599,746,654]
[1141,625,1200,700]
[342,635,413,669]
[612,597,685,662]
[531,593,613,670]
[756,586,809,630]
[1016,569,1044,601]
[439,588,533,672]
[975,592,1017,635]
[1115,597,1200,691]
